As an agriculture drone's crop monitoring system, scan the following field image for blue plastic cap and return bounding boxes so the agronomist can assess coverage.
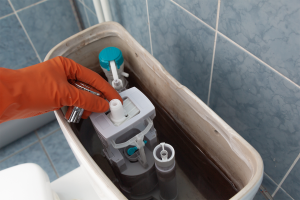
[99,47,124,71]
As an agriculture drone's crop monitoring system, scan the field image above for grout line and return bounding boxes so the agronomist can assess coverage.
[14,0,47,13]
[170,0,215,32]
[39,128,61,140]
[280,188,295,200]
[145,0,153,55]
[82,2,97,16]
[0,141,39,164]
[207,0,220,106]
[264,172,279,187]
[11,56,38,69]
[272,152,300,197]
[171,0,300,91]
[35,131,60,178]
[8,0,42,63]
[69,0,83,31]
[259,185,273,200]
[82,0,91,27]
[217,31,300,91]
[0,12,14,20]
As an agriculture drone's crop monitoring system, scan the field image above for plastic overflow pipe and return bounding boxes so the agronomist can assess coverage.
[92,0,105,23]
[100,0,112,21]
[153,143,177,200]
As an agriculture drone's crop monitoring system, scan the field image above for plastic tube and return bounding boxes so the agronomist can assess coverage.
[100,0,113,21]
[92,0,105,23]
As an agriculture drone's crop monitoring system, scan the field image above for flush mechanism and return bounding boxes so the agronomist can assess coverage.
[107,97,140,126]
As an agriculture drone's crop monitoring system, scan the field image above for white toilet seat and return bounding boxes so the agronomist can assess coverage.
[0,163,57,200]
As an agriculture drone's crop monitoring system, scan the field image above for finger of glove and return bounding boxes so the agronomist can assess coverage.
[58,57,122,103]
[65,85,110,113]
[82,111,92,119]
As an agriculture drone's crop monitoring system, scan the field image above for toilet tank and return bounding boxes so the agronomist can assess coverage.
[44,22,263,200]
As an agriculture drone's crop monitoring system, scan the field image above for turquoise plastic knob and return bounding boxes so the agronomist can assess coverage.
[127,140,147,156]
[99,47,124,71]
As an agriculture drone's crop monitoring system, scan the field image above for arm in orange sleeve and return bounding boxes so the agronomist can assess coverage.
[0,56,122,124]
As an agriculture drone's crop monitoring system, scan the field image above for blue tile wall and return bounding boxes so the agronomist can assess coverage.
[0,120,79,182]
[10,0,41,10]
[210,34,300,184]
[75,0,98,29]
[17,0,79,60]
[0,15,38,69]
[148,0,214,103]
[173,0,218,28]
[253,174,277,200]
[282,158,300,199]
[42,130,79,177]
[0,0,80,69]
[110,0,151,53]
[36,120,60,138]
[0,0,13,17]
[82,0,96,14]
[274,188,293,200]
[75,0,90,29]
[218,0,300,86]
[86,6,98,27]
[261,174,278,194]
[0,132,37,161]
[0,142,58,181]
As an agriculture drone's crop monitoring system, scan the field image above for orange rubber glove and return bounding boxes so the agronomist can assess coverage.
[0,56,122,124]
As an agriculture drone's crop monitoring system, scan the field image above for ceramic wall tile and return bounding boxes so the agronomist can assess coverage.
[0,132,37,161]
[274,188,293,200]
[0,142,57,181]
[82,0,96,14]
[36,119,60,138]
[219,0,300,86]
[0,0,13,17]
[281,157,300,199]
[10,0,41,10]
[210,34,300,183]
[41,130,79,177]
[173,0,218,28]
[262,174,278,194]
[17,0,79,60]
[254,174,278,200]
[110,0,151,53]
[148,0,215,103]
[74,0,89,29]
[253,191,268,200]
[0,15,38,69]
[86,7,98,27]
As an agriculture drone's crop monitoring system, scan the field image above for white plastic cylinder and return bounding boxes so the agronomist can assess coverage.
[109,99,126,123]
[100,0,113,21]
[92,0,105,23]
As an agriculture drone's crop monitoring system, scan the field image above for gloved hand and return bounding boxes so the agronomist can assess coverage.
[0,56,122,124]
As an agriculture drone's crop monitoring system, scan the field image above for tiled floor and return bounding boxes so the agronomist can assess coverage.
[0,120,79,182]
